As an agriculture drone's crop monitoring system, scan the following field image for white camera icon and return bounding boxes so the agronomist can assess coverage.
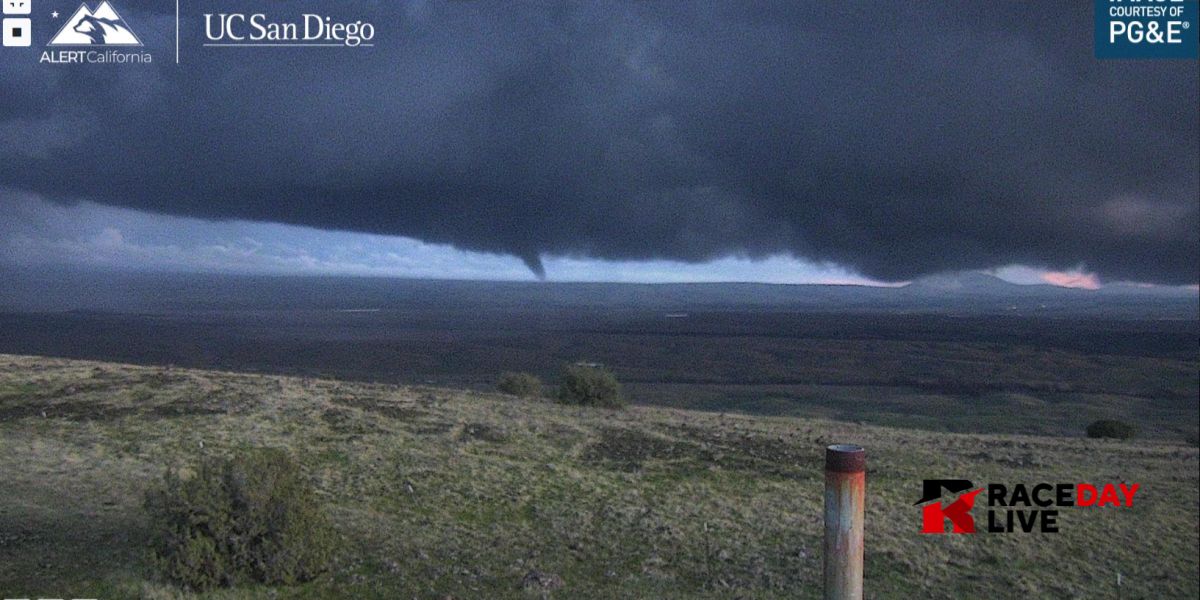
[3,0,31,16]
[3,17,30,46]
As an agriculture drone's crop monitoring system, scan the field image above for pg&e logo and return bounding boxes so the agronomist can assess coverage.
[916,478,1140,534]
[1095,0,1199,59]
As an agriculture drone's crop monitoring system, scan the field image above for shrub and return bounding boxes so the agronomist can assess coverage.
[144,448,337,590]
[1085,419,1136,440]
[496,371,544,398]
[1185,430,1200,447]
[557,364,625,408]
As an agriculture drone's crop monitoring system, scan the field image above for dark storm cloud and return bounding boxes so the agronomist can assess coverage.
[1,1,1196,283]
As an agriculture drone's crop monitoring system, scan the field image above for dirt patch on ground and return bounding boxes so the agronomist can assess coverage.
[663,424,817,479]
[0,401,141,422]
[331,396,425,421]
[410,422,455,436]
[320,407,387,435]
[0,398,224,423]
[143,402,225,418]
[539,423,587,450]
[10,372,194,402]
[581,427,705,471]
[459,422,510,443]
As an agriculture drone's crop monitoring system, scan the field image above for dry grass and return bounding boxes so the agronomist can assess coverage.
[0,354,1196,599]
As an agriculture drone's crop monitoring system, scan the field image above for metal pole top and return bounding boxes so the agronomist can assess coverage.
[825,444,865,473]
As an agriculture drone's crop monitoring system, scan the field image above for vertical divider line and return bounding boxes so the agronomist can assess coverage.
[175,0,179,64]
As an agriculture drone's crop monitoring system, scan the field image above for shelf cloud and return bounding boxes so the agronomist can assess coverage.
[0,1,1195,283]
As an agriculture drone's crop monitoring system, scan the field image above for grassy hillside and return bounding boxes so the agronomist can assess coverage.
[4,311,1195,442]
[0,354,1196,599]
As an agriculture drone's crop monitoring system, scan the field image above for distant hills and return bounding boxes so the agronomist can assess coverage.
[903,271,1037,294]
[0,267,1195,319]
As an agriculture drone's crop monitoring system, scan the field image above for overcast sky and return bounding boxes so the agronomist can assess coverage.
[1,1,1196,286]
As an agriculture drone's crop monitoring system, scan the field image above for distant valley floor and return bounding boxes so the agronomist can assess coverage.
[1,309,1196,441]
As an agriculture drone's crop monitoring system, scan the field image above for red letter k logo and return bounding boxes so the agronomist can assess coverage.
[921,488,982,533]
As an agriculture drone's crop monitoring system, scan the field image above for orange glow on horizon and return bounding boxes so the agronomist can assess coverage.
[1041,271,1100,290]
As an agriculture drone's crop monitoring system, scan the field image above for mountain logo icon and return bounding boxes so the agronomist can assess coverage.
[48,1,141,46]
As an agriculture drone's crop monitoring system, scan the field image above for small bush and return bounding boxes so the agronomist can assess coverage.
[1086,419,1136,440]
[557,364,625,408]
[496,371,544,398]
[144,448,337,590]
[1185,430,1200,447]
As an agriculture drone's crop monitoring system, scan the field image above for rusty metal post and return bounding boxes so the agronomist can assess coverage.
[824,444,865,600]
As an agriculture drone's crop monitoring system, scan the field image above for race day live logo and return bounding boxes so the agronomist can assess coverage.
[916,479,1140,534]
[1096,0,1199,59]
[39,0,152,63]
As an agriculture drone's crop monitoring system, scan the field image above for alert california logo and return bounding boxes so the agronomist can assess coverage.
[49,0,140,45]
[40,1,153,63]
[916,478,1140,534]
